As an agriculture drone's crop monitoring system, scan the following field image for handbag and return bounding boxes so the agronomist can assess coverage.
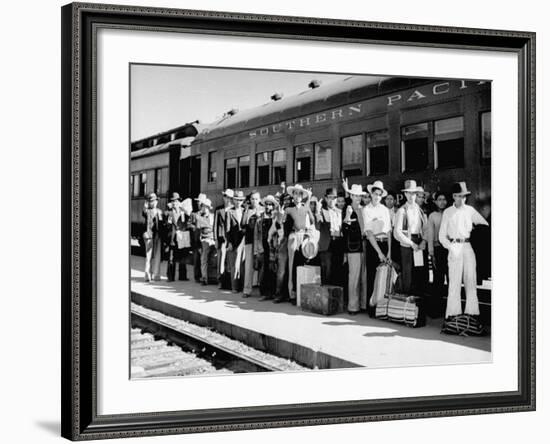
[441,314,487,336]
[369,263,397,307]
[375,293,426,328]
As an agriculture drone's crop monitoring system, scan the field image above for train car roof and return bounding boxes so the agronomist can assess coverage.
[131,135,196,159]
[194,75,433,142]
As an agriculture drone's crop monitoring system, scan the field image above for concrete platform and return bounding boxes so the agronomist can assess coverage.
[130,255,491,370]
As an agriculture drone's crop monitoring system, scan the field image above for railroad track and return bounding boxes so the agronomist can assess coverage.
[131,303,305,378]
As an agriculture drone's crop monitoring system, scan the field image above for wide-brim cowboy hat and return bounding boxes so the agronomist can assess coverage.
[301,238,319,260]
[451,181,471,196]
[401,180,419,193]
[286,184,312,199]
[367,180,388,198]
[147,192,158,202]
[348,184,367,196]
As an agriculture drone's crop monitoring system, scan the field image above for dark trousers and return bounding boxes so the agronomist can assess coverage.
[320,237,344,286]
[193,246,201,282]
[226,248,244,292]
[319,250,332,285]
[400,236,428,296]
[365,240,389,316]
[259,252,276,298]
[429,245,448,317]
[167,247,188,281]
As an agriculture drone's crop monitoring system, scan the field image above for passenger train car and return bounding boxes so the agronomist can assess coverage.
[131,75,491,241]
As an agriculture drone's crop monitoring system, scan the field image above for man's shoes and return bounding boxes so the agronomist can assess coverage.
[201,280,207,286]
[242,293,250,298]
[290,299,297,306]
[259,295,273,301]
[348,310,359,316]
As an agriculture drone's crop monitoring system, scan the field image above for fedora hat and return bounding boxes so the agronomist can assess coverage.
[348,184,367,196]
[169,192,181,202]
[286,183,312,199]
[194,192,207,202]
[301,238,319,260]
[367,180,388,198]
[222,189,234,198]
[401,180,418,193]
[147,192,158,202]
[232,190,246,201]
[451,181,471,196]
[262,194,278,206]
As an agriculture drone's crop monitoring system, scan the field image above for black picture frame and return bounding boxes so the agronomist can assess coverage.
[61,2,536,440]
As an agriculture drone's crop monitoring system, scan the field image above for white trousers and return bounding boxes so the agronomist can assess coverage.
[243,244,255,295]
[287,232,306,299]
[445,242,480,317]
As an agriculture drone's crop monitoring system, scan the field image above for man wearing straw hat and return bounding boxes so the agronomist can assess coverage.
[363,180,392,317]
[284,184,316,304]
[394,180,429,296]
[439,182,489,319]
[189,193,208,283]
[213,189,234,289]
[241,191,264,298]
[254,194,279,300]
[142,192,163,282]
[195,197,215,286]
[165,192,189,282]
[317,187,343,286]
[342,183,368,314]
[226,190,246,293]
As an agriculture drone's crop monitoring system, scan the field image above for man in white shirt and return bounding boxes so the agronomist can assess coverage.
[439,182,489,319]
[393,180,429,296]
[363,181,392,317]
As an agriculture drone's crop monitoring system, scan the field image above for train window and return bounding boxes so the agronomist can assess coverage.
[155,167,169,195]
[272,149,286,185]
[342,135,364,177]
[295,144,313,182]
[434,116,464,169]
[225,158,237,189]
[401,122,429,172]
[314,141,332,180]
[139,172,147,196]
[239,155,250,188]
[256,152,271,186]
[481,112,491,159]
[132,174,139,197]
[207,151,217,183]
[366,130,389,176]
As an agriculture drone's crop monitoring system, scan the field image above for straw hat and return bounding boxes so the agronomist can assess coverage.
[348,184,367,196]
[401,180,418,193]
[222,189,234,198]
[147,192,158,202]
[287,183,312,199]
[200,198,213,209]
[169,192,181,202]
[301,238,319,260]
[262,195,278,206]
[367,180,388,198]
[194,193,207,203]
[232,190,246,201]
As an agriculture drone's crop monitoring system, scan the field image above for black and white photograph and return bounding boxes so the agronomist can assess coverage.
[129,65,492,378]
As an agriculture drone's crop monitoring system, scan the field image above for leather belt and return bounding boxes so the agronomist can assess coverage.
[449,237,470,243]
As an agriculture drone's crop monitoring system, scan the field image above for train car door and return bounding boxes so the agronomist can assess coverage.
[177,155,201,204]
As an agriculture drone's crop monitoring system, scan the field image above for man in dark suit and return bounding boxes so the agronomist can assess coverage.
[316,188,343,286]
[225,190,246,293]
[213,189,234,289]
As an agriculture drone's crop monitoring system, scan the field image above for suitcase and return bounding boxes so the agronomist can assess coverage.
[375,293,426,328]
[296,265,321,306]
[369,262,398,307]
[300,284,344,316]
[441,314,487,336]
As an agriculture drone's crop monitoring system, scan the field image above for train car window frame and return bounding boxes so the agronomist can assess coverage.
[294,143,313,183]
[481,111,492,161]
[256,151,271,187]
[271,148,287,185]
[341,134,364,178]
[207,151,217,183]
[225,157,238,190]
[401,121,430,173]
[238,155,251,188]
[366,129,389,176]
[433,115,465,170]
[313,140,332,181]
[139,171,147,197]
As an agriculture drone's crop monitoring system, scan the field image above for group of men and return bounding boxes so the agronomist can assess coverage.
[141,178,489,321]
